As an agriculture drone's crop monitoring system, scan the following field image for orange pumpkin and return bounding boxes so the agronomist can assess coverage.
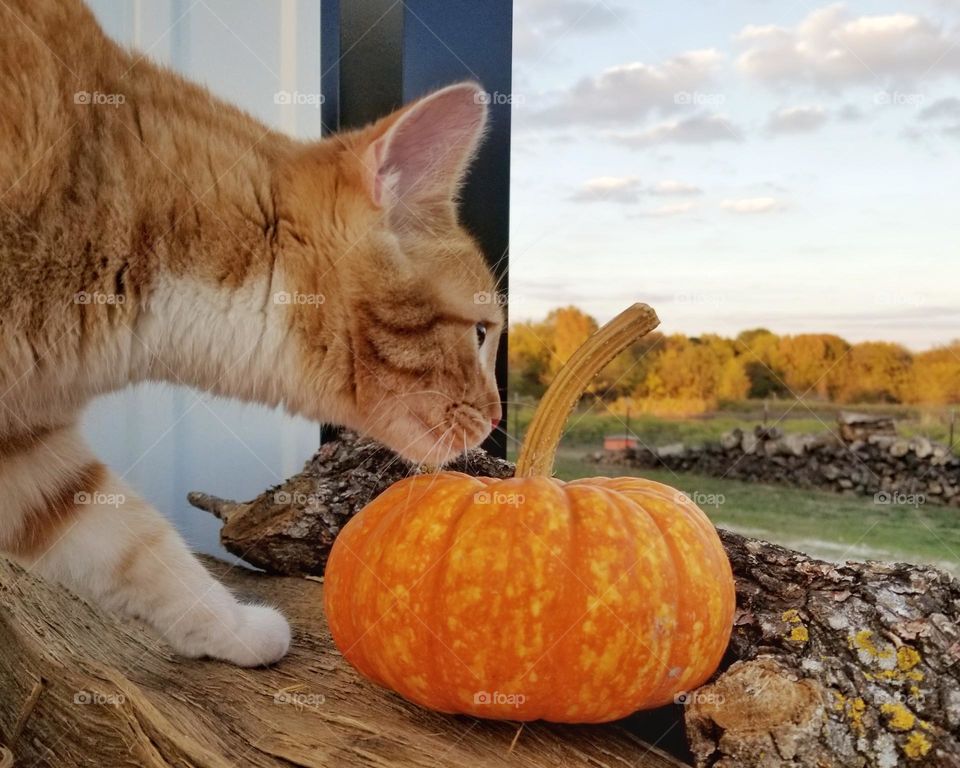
[324,304,735,723]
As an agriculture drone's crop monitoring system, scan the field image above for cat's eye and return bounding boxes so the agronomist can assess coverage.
[475,323,487,347]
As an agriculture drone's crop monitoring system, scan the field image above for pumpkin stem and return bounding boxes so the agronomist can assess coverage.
[515,303,660,478]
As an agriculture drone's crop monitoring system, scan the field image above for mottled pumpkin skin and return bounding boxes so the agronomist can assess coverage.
[324,472,735,723]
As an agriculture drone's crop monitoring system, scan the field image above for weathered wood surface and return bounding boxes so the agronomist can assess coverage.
[0,555,685,768]
[189,430,960,767]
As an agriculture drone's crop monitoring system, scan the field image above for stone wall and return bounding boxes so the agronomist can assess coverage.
[589,423,960,507]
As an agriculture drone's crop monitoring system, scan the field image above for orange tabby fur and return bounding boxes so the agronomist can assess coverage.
[0,0,502,666]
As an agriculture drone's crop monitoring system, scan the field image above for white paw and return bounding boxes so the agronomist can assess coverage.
[167,602,291,667]
[218,604,292,667]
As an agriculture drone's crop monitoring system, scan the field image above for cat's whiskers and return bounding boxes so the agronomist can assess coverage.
[395,389,456,403]
[378,423,452,497]
[363,388,399,431]
[371,417,450,485]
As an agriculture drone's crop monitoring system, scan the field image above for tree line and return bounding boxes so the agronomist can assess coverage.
[509,306,960,409]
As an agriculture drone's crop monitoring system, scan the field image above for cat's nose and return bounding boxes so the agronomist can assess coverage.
[490,418,500,430]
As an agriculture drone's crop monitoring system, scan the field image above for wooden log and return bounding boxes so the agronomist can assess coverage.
[187,430,515,577]
[0,555,685,768]
[688,531,960,767]
[838,412,898,443]
[187,430,960,767]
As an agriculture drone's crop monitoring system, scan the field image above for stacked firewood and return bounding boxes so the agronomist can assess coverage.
[591,415,959,507]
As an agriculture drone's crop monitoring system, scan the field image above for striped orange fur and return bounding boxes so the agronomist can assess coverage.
[0,0,501,665]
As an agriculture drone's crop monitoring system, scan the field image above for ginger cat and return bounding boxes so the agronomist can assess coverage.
[0,0,503,666]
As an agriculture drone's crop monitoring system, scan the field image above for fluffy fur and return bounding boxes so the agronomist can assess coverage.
[0,0,502,666]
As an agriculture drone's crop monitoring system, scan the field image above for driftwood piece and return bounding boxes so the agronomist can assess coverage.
[0,555,685,768]
[189,430,960,767]
[187,430,514,576]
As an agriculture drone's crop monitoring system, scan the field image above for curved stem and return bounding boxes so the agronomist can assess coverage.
[515,303,660,478]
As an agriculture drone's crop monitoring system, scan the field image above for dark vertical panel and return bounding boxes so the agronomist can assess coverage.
[319,0,340,133]
[318,1,513,458]
[319,0,342,446]
[337,1,404,129]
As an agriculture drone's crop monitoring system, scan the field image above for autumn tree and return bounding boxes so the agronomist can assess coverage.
[545,307,598,381]
[834,341,913,403]
[904,342,960,404]
[735,329,788,399]
[508,307,600,399]
[640,334,748,405]
[777,334,850,399]
[593,332,665,401]
[507,320,553,399]
[509,309,957,409]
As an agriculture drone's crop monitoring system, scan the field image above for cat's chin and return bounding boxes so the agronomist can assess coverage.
[362,416,489,468]
[389,429,474,467]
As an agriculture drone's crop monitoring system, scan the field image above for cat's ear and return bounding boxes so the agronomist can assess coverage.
[362,82,488,215]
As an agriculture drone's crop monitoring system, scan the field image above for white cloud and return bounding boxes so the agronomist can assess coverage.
[905,97,960,139]
[651,180,704,196]
[648,201,697,217]
[570,176,643,203]
[611,114,743,147]
[721,197,783,214]
[919,96,960,120]
[837,103,865,121]
[513,0,628,58]
[766,105,829,134]
[570,177,706,204]
[736,4,960,87]
[529,50,725,126]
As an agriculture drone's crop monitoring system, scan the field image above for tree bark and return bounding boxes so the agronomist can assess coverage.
[688,531,960,767]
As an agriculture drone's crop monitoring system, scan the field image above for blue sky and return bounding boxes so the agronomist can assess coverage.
[508,0,960,349]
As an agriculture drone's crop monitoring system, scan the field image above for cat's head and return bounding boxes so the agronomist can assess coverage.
[279,82,503,465]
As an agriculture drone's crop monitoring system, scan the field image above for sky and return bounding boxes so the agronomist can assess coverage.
[508,0,960,350]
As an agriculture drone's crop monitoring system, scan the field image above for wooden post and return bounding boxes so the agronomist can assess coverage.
[512,403,520,452]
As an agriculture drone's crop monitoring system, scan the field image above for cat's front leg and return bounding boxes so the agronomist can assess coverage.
[1,425,290,666]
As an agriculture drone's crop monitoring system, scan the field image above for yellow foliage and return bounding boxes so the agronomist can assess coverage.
[508,310,960,407]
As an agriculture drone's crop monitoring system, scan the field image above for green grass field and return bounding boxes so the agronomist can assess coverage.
[505,398,957,449]
[554,448,960,574]
[505,399,960,574]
